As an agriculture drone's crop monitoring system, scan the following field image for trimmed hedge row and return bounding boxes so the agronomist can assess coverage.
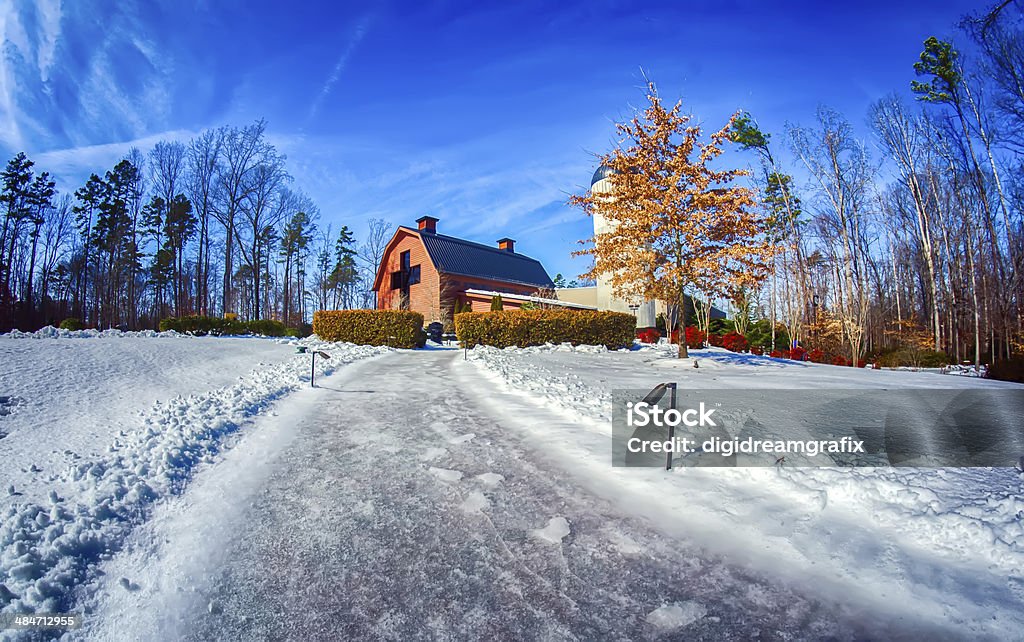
[158,315,287,337]
[455,309,636,349]
[313,309,425,348]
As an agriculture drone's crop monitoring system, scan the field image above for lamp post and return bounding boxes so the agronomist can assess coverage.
[811,294,820,346]
[297,346,331,387]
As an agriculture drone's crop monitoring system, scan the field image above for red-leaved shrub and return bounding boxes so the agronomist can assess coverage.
[721,331,748,353]
[685,326,706,349]
[637,328,660,344]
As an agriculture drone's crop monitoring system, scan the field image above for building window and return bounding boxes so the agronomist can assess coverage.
[408,265,421,285]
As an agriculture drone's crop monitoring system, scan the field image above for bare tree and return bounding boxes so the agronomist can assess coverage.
[235,154,289,319]
[791,107,876,364]
[358,217,393,308]
[214,120,272,315]
[186,129,222,315]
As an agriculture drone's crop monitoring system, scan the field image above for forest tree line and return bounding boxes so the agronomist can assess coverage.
[0,120,393,332]
[727,2,1023,366]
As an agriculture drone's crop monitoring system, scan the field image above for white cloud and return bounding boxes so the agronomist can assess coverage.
[34,0,61,82]
[32,128,195,189]
[306,14,371,124]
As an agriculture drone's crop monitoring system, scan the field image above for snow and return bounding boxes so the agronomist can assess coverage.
[0,330,389,622]
[3,332,1022,637]
[531,516,571,544]
[476,472,504,486]
[645,601,707,632]
[463,342,1024,636]
[78,350,910,640]
[460,490,490,513]
[428,467,464,482]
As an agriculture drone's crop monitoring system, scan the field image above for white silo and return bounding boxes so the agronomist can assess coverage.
[589,165,657,329]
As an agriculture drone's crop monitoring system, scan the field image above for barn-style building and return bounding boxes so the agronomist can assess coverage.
[372,216,592,325]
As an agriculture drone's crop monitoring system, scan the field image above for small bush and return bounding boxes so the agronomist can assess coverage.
[919,351,949,368]
[455,309,635,349]
[313,309,424,348]
[807,348,826,363]
[59,317,84,331]
[707,332,723,347]
[721,331,748,353]
[684,326,706,349]
[158,315,286,336]
[246,319,287,337]
[876,348,949,368]
[771,347,808,361]
[988,356,1024,383]
[637,328,660,344]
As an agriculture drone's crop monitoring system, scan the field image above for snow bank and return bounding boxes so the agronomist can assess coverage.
[0,337,387,618]
[2,325,185,339]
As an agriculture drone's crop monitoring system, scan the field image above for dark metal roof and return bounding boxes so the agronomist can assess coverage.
[591,164,613,186]
[404,227,554,288]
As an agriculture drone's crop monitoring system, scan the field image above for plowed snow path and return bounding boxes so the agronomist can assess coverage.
[80,351,950,641]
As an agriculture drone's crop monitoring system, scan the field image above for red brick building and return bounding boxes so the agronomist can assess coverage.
[372,217,587,325]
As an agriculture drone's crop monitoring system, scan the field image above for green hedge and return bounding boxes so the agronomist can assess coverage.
[158,315,287,337]
[59,317,84,331]
[455,309,636,349]
[313,309,425,348]
[876,348,949,368]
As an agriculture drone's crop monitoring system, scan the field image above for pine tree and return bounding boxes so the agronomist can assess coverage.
[0,153,35,322]
[329,226,358,309]
[569,82,775,358]
[164,194,196,315]
[24,172,56,310]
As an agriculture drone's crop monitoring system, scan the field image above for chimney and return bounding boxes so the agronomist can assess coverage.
[416,216,438,233]
[497,237,515,253]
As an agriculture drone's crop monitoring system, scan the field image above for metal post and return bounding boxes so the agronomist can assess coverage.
[311,351,316,387]
[666,382,677,470]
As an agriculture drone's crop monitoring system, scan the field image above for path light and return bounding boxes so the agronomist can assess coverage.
[311,350,331,387]
[641,382,678,470]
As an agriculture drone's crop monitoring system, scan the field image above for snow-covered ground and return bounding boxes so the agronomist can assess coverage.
[0,329,389,629]
[463,343,1024,638]
[77,350,946,640]
[2,333,1022,639]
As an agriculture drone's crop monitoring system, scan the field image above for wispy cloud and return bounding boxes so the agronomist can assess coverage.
[33,128,195,190]
[305,15,371,125]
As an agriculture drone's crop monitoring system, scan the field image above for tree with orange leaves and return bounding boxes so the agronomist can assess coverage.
[569,83,776,358]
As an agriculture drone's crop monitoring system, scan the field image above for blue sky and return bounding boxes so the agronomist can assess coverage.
[0,0,983,280]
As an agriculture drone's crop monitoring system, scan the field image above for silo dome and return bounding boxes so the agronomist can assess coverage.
[591,164,614,186]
